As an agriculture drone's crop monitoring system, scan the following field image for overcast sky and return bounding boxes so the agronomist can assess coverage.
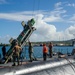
[0,0,75,44]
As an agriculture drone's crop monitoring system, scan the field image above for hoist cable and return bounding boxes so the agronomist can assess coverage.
[32,0,35,18]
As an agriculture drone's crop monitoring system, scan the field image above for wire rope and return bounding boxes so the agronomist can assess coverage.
[32,0,35,18]
[35,0,40,22]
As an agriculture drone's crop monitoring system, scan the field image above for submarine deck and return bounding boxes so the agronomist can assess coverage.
[0,55,75,75]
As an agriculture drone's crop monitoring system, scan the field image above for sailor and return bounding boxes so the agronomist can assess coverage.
[72,47,75,59]
[43,43,48,61]
[2,44,6,60]
[12,42,21,66]
[48,42,53,58]
[28,42,34,62]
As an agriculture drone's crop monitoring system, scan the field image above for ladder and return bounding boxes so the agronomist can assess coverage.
[4,18,36,64]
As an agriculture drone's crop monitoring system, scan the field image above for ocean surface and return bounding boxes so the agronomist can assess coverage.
[0,46,74,59]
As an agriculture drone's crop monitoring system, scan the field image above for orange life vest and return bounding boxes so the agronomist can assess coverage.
[43,46,48,53]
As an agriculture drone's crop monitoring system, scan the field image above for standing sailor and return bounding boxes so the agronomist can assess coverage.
[28,42,34,62]
[43,43,48,61]
[48,42,53,58]
[2,44,6,60]
[72,47,75,59]
[12,42,21,66]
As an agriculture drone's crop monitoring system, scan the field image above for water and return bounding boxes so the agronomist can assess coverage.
[0,46,73,59]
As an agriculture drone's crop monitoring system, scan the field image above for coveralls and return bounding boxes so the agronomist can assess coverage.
[48,42,53,58]
[43,44,48,61]
[29,42,33,62]
[12,45,21,66]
